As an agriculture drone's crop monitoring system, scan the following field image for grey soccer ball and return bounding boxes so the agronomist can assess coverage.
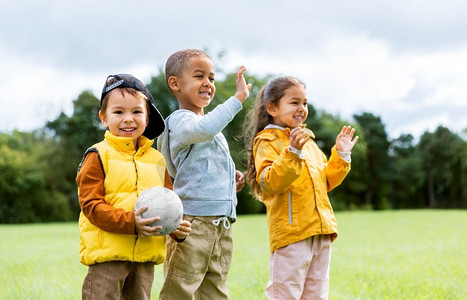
[135,186,183,236]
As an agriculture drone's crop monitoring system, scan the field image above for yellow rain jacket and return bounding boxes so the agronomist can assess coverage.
[78,131,167,266]
[253,126,350,253]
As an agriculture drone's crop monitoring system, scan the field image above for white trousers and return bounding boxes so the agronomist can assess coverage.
[265,235,332,300]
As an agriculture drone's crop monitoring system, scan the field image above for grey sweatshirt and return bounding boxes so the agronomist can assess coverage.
[157,96,242,219]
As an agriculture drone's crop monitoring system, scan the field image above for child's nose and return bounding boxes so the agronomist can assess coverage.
[202,78,212,86]
[123,113,133,122]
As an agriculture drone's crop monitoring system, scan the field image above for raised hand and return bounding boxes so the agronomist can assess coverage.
[234,65,252,103]
[335,126,359,152]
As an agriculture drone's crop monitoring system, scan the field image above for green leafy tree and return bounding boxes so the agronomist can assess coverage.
[0,131,73,223]
[306,111,368,210]
[418,126,466,208]
[45,90,104,216]
[354,112,391,209]
[450,156,464,208]
[390,134,425,208]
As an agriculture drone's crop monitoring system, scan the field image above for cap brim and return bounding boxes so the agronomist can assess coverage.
[143,102,165,140]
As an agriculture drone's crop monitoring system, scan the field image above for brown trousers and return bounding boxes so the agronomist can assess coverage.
[82,261,155,300]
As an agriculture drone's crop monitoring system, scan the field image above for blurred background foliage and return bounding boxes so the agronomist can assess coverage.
[1,53,466,223]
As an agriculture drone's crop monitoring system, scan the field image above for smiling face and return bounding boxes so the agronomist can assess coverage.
[99,89,149,147]
[267,84,308,128]
[169,56,216,115]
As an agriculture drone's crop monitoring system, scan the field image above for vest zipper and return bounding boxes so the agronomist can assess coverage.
[133,153,139,261]
[133,155,138,189]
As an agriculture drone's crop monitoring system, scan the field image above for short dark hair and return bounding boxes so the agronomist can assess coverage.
[165,49,211,87]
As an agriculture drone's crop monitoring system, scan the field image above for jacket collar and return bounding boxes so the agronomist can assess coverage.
[104,130,154,154]
[263,124,315,139]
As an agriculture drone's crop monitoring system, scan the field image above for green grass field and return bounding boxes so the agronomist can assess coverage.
[1,210,466,299]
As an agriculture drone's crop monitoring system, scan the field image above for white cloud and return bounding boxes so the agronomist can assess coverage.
[0,40,167,131]
[223,34,467,138]
[0,0,466,140]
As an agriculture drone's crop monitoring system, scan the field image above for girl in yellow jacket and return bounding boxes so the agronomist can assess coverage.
[245,76,358,300]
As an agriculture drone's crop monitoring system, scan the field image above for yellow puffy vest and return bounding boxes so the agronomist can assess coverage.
[79,131,167,266]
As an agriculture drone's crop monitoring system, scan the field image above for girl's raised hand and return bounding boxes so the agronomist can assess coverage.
[336,126,359,152]
[234,65,252,103]
[290,127,309,150]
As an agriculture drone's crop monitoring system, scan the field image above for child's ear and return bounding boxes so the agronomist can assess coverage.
[99,110,108,128]
[266,102,278,117]
[167,76,179,92]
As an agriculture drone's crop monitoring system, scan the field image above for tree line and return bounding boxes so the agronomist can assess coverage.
[0,68,465,223]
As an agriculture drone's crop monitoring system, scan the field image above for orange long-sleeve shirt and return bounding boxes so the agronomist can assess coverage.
[76,151,174,235]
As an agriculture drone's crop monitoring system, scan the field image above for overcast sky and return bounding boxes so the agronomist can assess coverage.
[1,0,466,139]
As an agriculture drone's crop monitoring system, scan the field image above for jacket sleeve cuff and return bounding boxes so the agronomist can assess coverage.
[289,145,305,159]
[284,146,304,162]
[330,146,351,167]
[337,150,351,162]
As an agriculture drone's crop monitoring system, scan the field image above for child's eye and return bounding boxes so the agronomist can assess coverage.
[209,77,215,82]
[113,110,123,114]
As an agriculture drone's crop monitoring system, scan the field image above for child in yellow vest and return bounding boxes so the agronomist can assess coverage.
[245,76,358,300]
[76,73,191,300]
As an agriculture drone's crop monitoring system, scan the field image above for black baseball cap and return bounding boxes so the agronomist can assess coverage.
[101,73,165,139]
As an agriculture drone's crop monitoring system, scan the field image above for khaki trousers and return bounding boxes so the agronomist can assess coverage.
[159,216,233,300]
[82,261,155,300]
[266,235,332,300]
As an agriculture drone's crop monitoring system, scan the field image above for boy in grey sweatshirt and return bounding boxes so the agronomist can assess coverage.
[157,49,251,299]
